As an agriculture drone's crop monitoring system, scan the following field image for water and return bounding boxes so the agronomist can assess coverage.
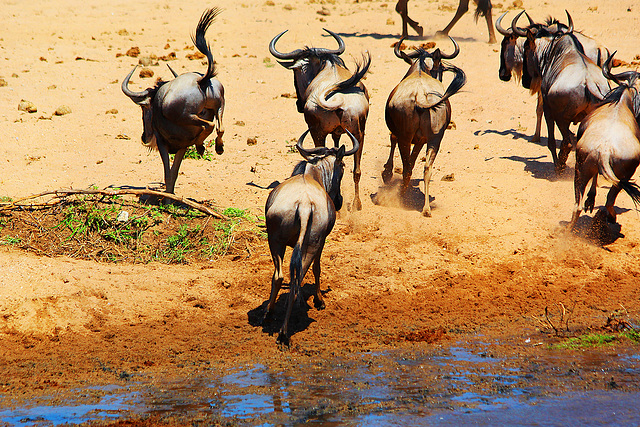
[1,342,639,426]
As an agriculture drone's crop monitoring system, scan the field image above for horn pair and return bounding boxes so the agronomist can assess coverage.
[393,36,459,65]
[269,29,345,60]
[510,10,573,37]
[296,129,359,160]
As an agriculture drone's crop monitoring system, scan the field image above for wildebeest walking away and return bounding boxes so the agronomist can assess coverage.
[383,37,466,217]
[568,53,640,230]
[121,8,225,195]
[263,129,359,345]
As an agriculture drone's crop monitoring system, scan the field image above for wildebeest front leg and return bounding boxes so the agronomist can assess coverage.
[166,148,186,194]
[543,105,559,169]
[157,141,173,193]
[382,134,397,184]
[569,158,591,229]
[395,0,423,37]
[351,135,363,211]
[533,93,543,143]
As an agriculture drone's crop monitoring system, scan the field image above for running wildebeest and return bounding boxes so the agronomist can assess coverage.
[263,129,360,345]
[568,53,640,230]
[269,29,370,210]
[516,11,610,171]
[497,11,610,143]
[122,8,225,195]
[395,0,496,43]
[384,37,466,216]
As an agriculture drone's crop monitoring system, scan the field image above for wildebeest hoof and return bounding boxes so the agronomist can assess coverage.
[351,199,362,211]
[314,298,325,310]
[382,169,393,185]
[276,332,290,346]
[531,135,540,143]
[215,144,224,155]
[422,209,432,217]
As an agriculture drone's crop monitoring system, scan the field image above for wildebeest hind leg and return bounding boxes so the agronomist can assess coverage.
[556,123,574,171]
[165,148,186,195]
[605,185,622,223]
[312,246,326,310]
[422,143,439,217]
[263,242,285,324]
[382,134,397,184]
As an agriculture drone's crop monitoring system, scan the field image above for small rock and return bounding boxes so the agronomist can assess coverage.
[116,210,129,222]
[447,120,456,130]
[247,137,257,146]
[234,120,245,126]
[0,78,7,87]
[54,105,72,116]
[386,18,394,25]
[138,56,158,67]
[441,173,455,182]
[105,109,118,115]
[186,52,205,60]
[139,68,154,78]
[164,43,170,49]
[265,0,275,5]
[18,100,37,113]
[317,7,330,16]
[117,29,129,36]
[126,46,140,58]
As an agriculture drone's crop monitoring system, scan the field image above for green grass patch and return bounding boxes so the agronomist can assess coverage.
[0,195,265,264]
[551,330,640,350]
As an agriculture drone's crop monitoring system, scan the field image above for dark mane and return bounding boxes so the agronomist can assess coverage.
[602,77,640,117]
[298,47,346,68]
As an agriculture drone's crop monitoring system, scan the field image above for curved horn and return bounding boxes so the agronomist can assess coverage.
[602,51,637,84]
[343,129,360,157]
[166,63,179,78]
[511,11,528,37]
[320,29,346,55]
[269,30,305,60]
[495,12,513,36]
[439,36,460,60]
[564,10,574,33]
[524,11,535,26]
[393,37,415,65]
[121,66,150,104]
[296,129,328,159]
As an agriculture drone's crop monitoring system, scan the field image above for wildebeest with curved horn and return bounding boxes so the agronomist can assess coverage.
[383,37,466,217]
[122,8,225,195]
[263,128,360,345]
[497,11,610,143]
[515,11,610,172]
[395,0,496,43]
[568,53,640,230]
[269,29,370,211]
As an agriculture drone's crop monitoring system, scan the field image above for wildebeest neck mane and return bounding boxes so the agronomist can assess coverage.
[602,81,640,117]
[295,48,346,68]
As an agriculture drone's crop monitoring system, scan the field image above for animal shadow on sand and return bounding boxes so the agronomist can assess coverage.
[248,283,327,339]
[558,207,626,247]
[500,155,574,182]
[333,31,479,43]
[478,128,546,148]
[370,177,432,213]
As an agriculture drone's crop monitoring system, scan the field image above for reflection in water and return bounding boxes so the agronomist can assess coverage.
[1,342,639,425]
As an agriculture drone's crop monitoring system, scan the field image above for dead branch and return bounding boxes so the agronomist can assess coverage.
[0,188,228,220]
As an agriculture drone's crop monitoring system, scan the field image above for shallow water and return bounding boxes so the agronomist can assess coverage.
[1,341,639,426]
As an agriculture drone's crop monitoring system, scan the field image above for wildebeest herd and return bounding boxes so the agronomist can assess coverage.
[121,7,640,344]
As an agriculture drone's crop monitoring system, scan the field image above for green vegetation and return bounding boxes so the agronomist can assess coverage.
[551,330,640,350]
[0,195,265,264]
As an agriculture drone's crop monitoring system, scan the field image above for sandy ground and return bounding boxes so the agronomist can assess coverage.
[1,0,640,414]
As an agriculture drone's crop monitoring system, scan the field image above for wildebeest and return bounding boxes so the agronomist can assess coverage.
[122,8,225,195]
[497,11,610,143]
[383,37,466,216]
[263,129,360,344]
[516,12,610,171]
[395,0,496,43]
[269,29,370,210]
[568,53,640,230]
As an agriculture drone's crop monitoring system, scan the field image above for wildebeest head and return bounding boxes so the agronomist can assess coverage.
[270,29,347,112]
[496,11,534,82]
[121,65,166,148]
[393,35,459,81]
[293,128,360,210]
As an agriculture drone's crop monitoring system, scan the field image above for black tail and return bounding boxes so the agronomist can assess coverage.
[192,7,221,87]
[620,181,640,211]
[474,0,492,21]
[326,52,371,100]
[416,64,466,114]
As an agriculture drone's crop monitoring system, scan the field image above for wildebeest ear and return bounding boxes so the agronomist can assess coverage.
[336,145,346,160]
